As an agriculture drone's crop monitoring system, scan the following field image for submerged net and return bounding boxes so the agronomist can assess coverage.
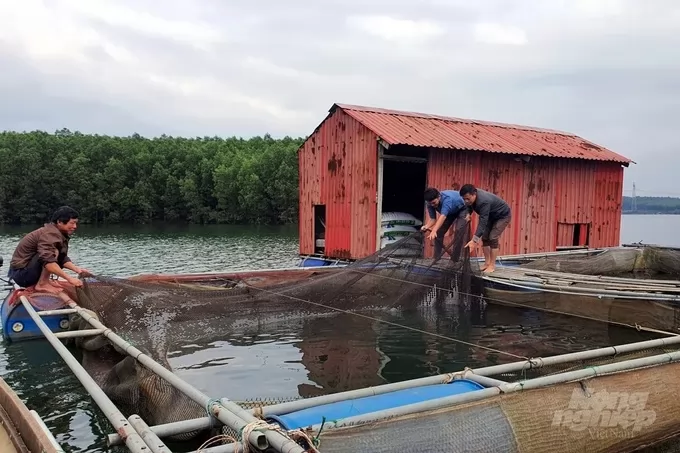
[65,220,480,441]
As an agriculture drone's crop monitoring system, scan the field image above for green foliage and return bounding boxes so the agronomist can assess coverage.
[0,130,304,225]
[623,196,680,213]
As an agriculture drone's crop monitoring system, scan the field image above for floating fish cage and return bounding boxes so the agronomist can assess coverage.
[4,241,680,452]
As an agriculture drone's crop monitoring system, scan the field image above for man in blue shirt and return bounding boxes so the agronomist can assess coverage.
[421,187,470,261]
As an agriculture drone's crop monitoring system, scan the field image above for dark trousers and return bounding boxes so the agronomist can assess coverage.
[7,252,67,288]
[8,254,44,288]
[433,209,468,261]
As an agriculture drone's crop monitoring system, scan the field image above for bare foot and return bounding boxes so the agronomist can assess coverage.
[48,279,61,288]
[483,266,495,274]
[479,264,488,272]
[34,283,62,294]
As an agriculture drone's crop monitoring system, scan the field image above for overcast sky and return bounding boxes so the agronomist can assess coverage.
[0,0,678,196]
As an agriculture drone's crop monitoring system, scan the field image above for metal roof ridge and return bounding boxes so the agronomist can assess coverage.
[333,103,576,136]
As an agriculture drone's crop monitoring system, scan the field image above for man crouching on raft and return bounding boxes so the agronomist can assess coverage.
[7,206,91,293]
[459,184,511,273]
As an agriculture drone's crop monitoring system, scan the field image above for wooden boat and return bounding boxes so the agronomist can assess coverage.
[0,376,62,452]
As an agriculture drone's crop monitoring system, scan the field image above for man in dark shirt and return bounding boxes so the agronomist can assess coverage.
[459,184,512,273]
[421,187,470,261]
[8,206,90,292]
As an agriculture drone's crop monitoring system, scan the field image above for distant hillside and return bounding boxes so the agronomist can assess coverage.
[622,196,680,214]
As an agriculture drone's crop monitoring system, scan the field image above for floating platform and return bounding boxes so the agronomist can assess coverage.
[481,266,680,303]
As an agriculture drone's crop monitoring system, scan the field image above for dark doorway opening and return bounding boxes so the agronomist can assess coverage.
[314,204,326,254]
[381,159,428,222]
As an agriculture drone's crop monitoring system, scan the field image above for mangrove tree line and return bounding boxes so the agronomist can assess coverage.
[0,129,304,225]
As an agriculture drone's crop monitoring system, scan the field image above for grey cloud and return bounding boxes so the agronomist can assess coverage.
[1,1,679,194]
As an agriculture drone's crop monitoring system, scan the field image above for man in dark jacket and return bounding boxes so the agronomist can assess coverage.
[459,184,512,273]
[8,206,90,292]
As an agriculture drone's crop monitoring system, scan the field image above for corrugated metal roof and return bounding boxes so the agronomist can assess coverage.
[332,103,632,165]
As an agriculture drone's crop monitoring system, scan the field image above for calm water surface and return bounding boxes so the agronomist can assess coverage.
[0,215,676,452]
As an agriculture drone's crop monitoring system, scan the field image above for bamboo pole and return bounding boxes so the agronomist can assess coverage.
[491,265,680,287]
[54,329,105,339]
[128,415,173,453]
[68,301,306,453]
[306,347,680,431]
[108,417,218,447]
[18,296,153,453]
[108,334,680,446]
[37,308,78,316]
[108,416,219,447]
[483,277,680,302]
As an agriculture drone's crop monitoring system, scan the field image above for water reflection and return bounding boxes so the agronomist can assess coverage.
[167,295,654,408]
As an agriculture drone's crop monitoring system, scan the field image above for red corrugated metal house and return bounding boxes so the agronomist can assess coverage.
[298,103,633,261]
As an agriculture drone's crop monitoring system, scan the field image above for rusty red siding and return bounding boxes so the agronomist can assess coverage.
[425,150,624,256]
[298,109,378,259]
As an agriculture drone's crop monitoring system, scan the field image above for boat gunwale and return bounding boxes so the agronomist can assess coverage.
[0,378,60,453]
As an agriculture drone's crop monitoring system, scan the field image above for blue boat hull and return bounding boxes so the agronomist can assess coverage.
[0,290,71,342]
[267,379,485,430]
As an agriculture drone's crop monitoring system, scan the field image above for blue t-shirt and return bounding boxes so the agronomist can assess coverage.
[427,190,465,219]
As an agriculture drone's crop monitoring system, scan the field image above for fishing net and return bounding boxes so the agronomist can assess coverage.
[63,220,479,442]
[519,246,680,278]
[312,344,680,453]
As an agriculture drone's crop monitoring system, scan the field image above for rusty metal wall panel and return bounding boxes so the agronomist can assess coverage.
[298,131,322,255]
[553,160,623,248]
[590,163,624,247]
[518,158,557,253]
[556,223,575,247]
[323,109,352,259]
[349,117,378,258]
[555,160,595,225]
[478,154,522,254]
[423,150,625,255]
[298,109,378,260]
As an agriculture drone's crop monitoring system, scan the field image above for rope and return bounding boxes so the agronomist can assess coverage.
[234,281,528,360]
[224,256,674,361]
[205,398,222,417]
[443,366,473,383]
[196,434,238,452]
[293,261,679,338]
[238,420,321,453]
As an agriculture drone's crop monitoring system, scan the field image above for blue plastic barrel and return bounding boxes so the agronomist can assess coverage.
[267,379,484,430]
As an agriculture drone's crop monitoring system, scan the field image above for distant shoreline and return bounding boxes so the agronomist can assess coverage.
[622,212,680,215]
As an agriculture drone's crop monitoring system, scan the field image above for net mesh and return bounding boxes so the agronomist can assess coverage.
[314,351,680,453]
[57,222,680,451]
[65,220,480,442]
[518,246,680,278]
